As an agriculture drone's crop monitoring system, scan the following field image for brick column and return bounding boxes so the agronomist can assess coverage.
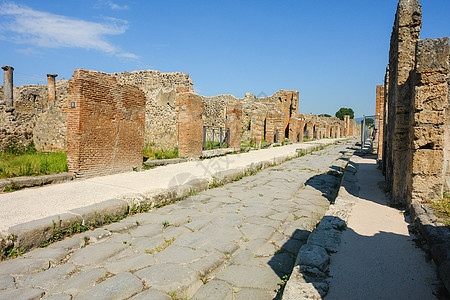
[2,66,14,107]
[226,100,242,150]
[47,74,57,104]
[177,92,204,158]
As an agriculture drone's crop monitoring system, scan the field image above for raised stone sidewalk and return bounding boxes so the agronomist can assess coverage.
[0,140,355,299]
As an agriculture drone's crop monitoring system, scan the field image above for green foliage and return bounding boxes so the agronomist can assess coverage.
[432,196,450,226]
[335,108,354,120]
[143,144,178,160]
[0,142,67,179]
[365,118,374,127]
[318,114,331,117]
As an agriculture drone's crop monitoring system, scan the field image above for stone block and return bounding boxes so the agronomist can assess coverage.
[414,110,445,125]
[414,84,448,111]
[412,149,443,175]
[411,174,444,202]
[177,92,204,158]
[415,37,449,74]
[412,126,445,149]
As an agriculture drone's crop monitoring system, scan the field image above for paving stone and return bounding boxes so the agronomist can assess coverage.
[183,219,210,231]
[189,251,225,276]
[173,231,209,249]
[23,247,68,265]
[18,263,76,290]
[76,272,143,300]
[215,265,280,291]
[0,274,15,290]
[280,239,305,256]
[102,253,155,273]
[203,240,239,255]
[200,225,243,242]
[50,267,107,296]
[105,232,133,244]
[129,289,171,300]
[130,236,165,253]
[161,226,190,240]
[42,294,71,300]
[0,259,50,276]
[129,223,163,238]
[265,252,295,276]
[69,242,127,266]
[48,236,83,251]
[81,228,112,243]
[192,280,233,300]
[233,288,273,300]
[230,250,263,267]
[156,245,207,264]
[134,264,202,297]
[209,196,240,204]
[0,287,45,300]
[239,224,276,240]
[103,221,137,233]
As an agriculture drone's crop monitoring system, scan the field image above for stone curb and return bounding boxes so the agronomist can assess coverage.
[409,201,450,294]
[0,173,75,191]
[143,158,188,167]
[283,150,359,299]
[0,139,349,259]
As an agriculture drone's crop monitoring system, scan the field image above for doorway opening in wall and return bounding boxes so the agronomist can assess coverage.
[263,119,267,142]
[303,124,309,140]
[285,124,290,140]
[330,128,332,138]
[313,126,317,139]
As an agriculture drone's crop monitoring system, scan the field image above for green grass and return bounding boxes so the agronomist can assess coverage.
[432,194,450,226]
[143,144,179,160]
[0,142,67,179]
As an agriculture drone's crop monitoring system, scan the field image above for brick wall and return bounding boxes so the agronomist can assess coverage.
[177,92,204,158]
[66,69,145,178]
[225,100,242,150]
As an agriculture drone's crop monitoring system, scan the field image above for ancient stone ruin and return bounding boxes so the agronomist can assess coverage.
[377,0,449,206]
[0,65,360,177]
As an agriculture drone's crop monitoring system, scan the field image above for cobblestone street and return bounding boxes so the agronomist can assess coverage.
[0,141,354,300]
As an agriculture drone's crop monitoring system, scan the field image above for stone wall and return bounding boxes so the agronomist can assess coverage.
[112,70,193,151]
[66,69,145,178]
[382,0,449,206]
[177,92,204,158]
[407,37,449,202]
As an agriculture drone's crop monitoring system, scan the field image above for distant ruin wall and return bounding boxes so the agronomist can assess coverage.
[67,69,145,178]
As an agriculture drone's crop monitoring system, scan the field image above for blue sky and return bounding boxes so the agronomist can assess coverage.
[0,0,448,117]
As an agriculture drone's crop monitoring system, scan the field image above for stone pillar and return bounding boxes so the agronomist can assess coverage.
[2,66,14,107]
[344,115,350,136]
[387,0,422,204]
[226,100,242,150]
[177,91,204,158]
[47,74,57,104]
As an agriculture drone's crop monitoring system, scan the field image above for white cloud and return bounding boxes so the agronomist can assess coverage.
[0,2,137,58]
[105,1,129,10]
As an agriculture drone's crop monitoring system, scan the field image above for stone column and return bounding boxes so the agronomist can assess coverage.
[2,66,14,107]
[47,74,58,104]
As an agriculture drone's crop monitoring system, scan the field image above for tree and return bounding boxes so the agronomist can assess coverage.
[365,118,374,127]
[318,114,331,117]
[335,108,354,120]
